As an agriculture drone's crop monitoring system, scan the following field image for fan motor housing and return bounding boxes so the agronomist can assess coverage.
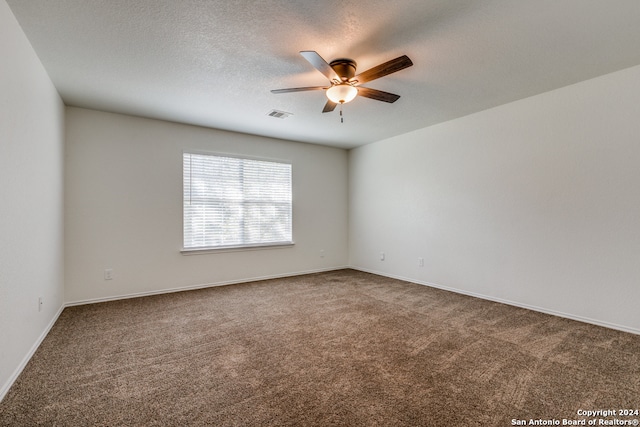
[330,59,357,81]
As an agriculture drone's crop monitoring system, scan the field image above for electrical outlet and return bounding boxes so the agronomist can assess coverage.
[380,252,385,261]
[104,268,113,280]
[418,257,424,267]
[320,249,325,258]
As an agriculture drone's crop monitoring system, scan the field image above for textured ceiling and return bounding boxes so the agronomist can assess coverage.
[7,0,640,149]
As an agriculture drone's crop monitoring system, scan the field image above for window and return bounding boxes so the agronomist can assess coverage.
[183,152,293,251]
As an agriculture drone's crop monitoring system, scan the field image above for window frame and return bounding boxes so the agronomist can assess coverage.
[181,150,294,254]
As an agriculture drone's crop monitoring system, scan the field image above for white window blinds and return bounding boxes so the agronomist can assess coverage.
[183,153,292,250]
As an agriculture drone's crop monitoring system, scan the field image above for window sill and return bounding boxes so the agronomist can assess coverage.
[181,242,295,255]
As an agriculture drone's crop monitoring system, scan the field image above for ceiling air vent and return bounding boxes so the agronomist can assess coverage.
[267,109,292,119]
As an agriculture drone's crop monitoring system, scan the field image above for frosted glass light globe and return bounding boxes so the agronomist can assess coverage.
[326,84,358,104]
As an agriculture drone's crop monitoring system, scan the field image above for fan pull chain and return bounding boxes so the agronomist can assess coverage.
[340,103,344,123]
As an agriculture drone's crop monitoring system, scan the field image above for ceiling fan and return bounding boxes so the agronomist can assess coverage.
[271,51,413,117]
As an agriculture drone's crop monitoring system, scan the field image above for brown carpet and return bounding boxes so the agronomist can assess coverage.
[1,269,639,426]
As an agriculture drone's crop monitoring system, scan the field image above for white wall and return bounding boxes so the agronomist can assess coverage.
[349,64,640,334]
[64,107,348,303]
[0,1,65,399]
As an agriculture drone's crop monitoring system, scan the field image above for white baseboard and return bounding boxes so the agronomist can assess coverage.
[65,266,349,307]
[350,266,640,336]
[0,304,65,402]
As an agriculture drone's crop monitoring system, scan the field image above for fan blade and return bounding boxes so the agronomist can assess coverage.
[357,87,401,103]
[271,86,327,94]
[300,51,340,82]
[322,100,338,113]
[352,55,413,84]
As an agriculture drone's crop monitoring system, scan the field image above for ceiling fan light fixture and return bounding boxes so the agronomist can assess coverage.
[326,84,358,104]
[272,51,412,114]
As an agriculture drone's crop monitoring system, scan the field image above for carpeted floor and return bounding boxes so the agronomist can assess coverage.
[1,269,639,426]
